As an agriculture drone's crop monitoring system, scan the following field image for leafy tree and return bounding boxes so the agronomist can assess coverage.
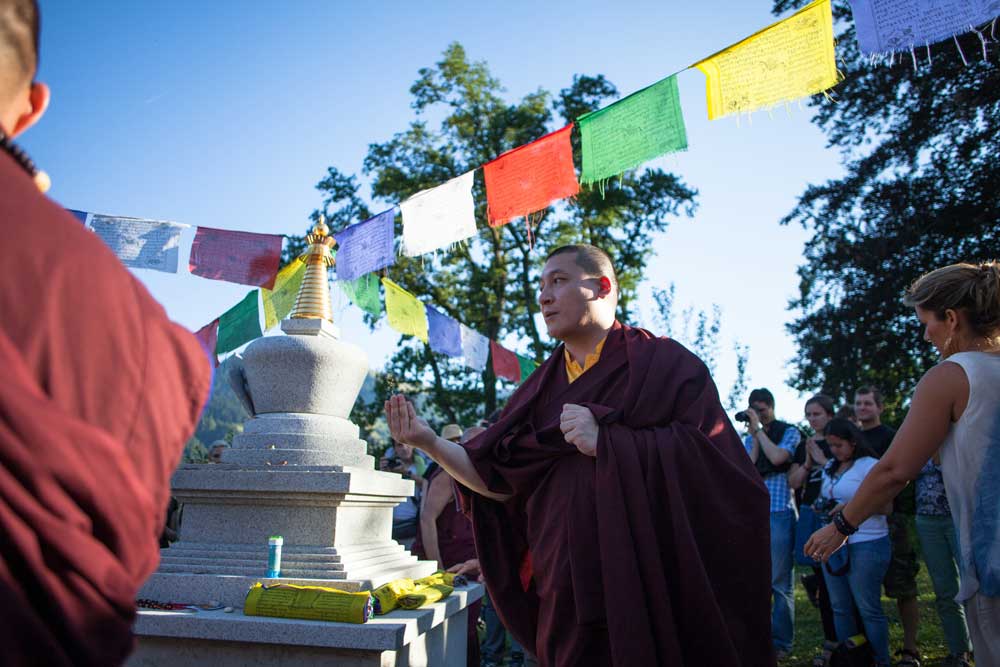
[773,0,1000,420]
[301,43,697,427]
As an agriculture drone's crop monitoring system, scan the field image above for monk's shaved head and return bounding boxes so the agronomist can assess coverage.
[0,0,38,107]
[545,244,618,296]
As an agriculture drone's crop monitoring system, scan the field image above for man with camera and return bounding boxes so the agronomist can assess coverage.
[740,387,802,660]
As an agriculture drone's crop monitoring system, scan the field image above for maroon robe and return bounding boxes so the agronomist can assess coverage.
[412,466,481,667]
[462,322,774,667]
[0,151,213,666]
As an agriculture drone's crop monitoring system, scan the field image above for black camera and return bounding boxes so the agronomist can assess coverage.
[734,410,751,422]
[812,497,838,518]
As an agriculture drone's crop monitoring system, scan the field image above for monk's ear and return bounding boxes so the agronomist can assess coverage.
[598,276,612,298]
[9,82,49,139]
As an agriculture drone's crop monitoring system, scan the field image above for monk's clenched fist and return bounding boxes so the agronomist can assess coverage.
[560,403,599,457]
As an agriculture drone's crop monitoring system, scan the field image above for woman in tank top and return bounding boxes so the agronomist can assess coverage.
[806,262,1000,666]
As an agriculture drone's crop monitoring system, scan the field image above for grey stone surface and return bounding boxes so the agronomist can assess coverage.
[239,333,367,417]
[280,317,341,338]
[133,585,481,650]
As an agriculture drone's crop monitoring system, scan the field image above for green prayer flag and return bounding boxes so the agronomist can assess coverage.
[578,75,687,187]
[340,274,382,317]
[517,354,537,382]
[216,290,263,354]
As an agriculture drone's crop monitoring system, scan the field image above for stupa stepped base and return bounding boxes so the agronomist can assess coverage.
[226,412,375,467]
[129,583,484,667]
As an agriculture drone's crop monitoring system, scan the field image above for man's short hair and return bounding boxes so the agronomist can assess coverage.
[545,244,618,294]
[748,388,775,408]
[0,0,39,102]
[854,385,884,408]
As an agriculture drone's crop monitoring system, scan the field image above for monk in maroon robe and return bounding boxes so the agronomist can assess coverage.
[0,3,213,663]
[387,245,773,667]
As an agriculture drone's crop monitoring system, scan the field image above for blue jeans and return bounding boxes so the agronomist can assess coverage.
[482,592,523,663]
[770,509,795,652]
[915,514,972,655]
[823,536,891,666]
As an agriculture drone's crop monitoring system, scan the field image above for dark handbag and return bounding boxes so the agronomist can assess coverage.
[829,634,874,667]
[794,504,823,567]
[824,545,850,577]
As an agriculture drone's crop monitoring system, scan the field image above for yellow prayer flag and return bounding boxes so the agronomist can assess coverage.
[261,260,307,330]
[382,277,429,342]
[693,0,838,120]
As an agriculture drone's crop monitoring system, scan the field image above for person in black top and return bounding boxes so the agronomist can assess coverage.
[790,394,840,665]
[855,386,921,666]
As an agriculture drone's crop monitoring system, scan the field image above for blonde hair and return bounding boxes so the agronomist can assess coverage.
[903,262,1000,338]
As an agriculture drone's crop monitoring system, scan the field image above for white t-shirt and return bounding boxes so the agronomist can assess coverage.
[819,456,889,544]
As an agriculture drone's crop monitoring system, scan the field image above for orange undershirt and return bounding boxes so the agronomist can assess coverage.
[564,337,606,384]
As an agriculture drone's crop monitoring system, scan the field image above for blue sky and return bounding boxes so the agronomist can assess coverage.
[26,0,846,422]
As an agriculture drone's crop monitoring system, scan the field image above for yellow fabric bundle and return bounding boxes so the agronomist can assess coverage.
[372,571,460,614]
[371,578,415,615]
[398,583,453,610]
[244,583,373,624]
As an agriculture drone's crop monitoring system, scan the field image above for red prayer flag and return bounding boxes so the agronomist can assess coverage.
[483,124,579,228]
[193,319,220,368]
[189,227,283,289]
[491,340,521,382]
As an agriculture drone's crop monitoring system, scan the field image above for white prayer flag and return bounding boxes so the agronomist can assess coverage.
[460,323,490,372]
[400,170,477,257]
[90,215,184,273]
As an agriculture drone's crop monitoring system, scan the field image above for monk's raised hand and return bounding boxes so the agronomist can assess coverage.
[560,403,599,457]
[384,394,436,450]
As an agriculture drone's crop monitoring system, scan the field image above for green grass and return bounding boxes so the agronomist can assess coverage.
[782,564,953,667]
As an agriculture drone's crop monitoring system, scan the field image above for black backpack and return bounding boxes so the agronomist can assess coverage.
[829,635,874,667]
[754,420,801,477]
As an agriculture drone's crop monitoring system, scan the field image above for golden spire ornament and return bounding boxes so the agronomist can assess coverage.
[289,215,337,322]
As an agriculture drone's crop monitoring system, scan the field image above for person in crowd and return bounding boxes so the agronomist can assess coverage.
[380,439,428,548]
[386,244,773,666]
[855,386,922,666]
[413,426,482,667]
[743,387,801,659]
[208,439,228,463]
[818,418,894,667]
[0,1,213,663]
[808,262,1000,666]
[914,457,973,667]
[789,394,840,666]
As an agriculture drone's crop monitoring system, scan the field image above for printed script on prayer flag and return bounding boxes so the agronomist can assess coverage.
[491,340,521,382]
[189,227,283,290]
[694,0,838,120]
[400,171,477,257]
[193,319,220,367]
[517,354,537,382]
[340,274,382,317]
[262,260,307,330]
[484,125,579,227]
[216,290,263,355]
[334,209,396,281]
[382,278,429,342]
[849,0,1000,55]
[578,75,688,186]
[90,215,184,273]
[427,306,463,357]
[460,324,490,372]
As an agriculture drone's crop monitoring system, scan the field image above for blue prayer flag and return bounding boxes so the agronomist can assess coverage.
[334,209,395,281]
[67,209,90,225]
[850,0,999,55]
[426,306,463,357]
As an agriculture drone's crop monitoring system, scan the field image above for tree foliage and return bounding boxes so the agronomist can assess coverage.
[302,43,697,429]
[773,0,1000,420]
